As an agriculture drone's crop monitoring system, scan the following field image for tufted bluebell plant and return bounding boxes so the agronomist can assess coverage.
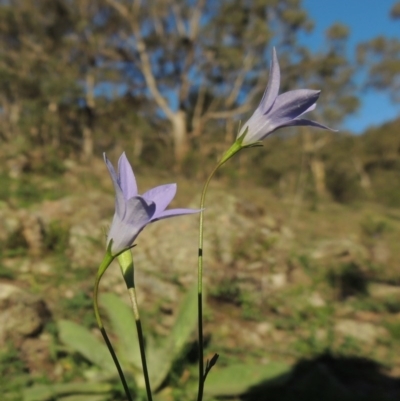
[196,48,335,401]
[94,152,200,401]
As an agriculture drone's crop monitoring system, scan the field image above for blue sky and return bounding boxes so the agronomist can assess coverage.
[301,0,400,133]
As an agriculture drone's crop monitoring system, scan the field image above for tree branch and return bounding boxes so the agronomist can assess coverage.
[225,52,255,108]
[177,0,206,105]
[105,0,175,120]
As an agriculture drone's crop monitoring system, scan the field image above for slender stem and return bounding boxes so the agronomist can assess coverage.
[196,162,221,401]
[128,287,153,401]
[195,140,242,401]
[93,254,133,401]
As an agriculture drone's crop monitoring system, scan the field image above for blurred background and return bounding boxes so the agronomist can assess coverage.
[1,0,400,400]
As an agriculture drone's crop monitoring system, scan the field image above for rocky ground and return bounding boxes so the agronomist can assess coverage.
[1,156,400,400]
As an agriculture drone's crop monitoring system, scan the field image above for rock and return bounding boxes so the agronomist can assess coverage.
[371,241,391,264]
[266,272,287,289]
[32,191,111,269]
[68,220,104,269]
[308,292,326,308]
[18,210,44,256]
[0,204,20,243]
[311,239,368,261]
[20,333,53,377]
[369,283,400,299]
[255,322,274,335]
[6,154,29,178]
[132,190,256,285]
[334,319,387,344]
[280,226,294,240]
[0,282,50,346]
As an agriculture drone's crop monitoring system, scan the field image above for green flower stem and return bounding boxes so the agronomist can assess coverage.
[196,141,242,401]
[128,286,153,401]
[118,250,153,401]
[93,252,133,401]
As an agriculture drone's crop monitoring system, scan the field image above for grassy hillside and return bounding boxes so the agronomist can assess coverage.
[1,145,400,400]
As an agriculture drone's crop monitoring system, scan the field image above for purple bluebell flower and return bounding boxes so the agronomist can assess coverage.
[237,48,333,146]
[104,152,199,255]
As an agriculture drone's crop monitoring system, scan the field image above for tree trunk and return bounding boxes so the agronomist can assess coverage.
[310,158,328,198]
[82,126,94,161]
[82,73,95,161]
[353,157,372,192]
[171,110,188,171]
[303,129,328,199]
[133,132,143,160]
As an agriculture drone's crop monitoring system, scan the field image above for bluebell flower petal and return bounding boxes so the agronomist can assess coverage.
[104,153,125,218]
[142,184,177,217]
[281,118,337,131]
[124,196,156,225]
[118,152,138,200]
[107,213,142,255]
[151,208,202,222]
[259,47,281,114]
[269,90,321,121]
[237,48,334,146]
[104,153,199,255]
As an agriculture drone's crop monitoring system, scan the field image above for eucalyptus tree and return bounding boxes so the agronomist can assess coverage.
[357,1,400,103]
[280,23,359,199]
[0,0,123,161]
[98,0,314,168]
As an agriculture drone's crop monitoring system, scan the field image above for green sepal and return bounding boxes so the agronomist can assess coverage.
[236,126,249,145]
[243,141,263,148]
[97,243,115,278]
[218,127,263,166]
[117,249,135,289]
[219,139,243,166]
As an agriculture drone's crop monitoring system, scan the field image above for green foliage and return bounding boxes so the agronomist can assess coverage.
[325,164,361,203]
[23,382,112,401]
[0,344,30,398]
[385,321,400,340]
[360,215,389,238]
[147,283,198,389]
[0,261,15,279]
[35,287,295,400]
[100,293,142,371]
[3,226,28,257]
[43,286,198,399]
[357,0,399,102]
[60,291,97,328]
[0,0,398,204]
[1,174,68,207]
[43,220,70,254]
[391,1,400,19]
[14,177,45,207]
[353,296,400,314]
[0,174,12,202]
[210,277,242,305]
[327,262,368,300]
[203,362,291,397]
[58,320,116,373]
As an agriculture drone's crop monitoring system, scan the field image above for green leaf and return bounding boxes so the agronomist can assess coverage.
[57,320,115,372]
[204,362,292,396]
[100,292,142,370]
[58,395,109,401]
[23,382,112,401]
[148,283,198,390]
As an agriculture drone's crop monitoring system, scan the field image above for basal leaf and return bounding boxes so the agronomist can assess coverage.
[23,382,112,401]
[148,283,198,390]
[100,292,142,370]
[204,361,291,396]
[58,320,115,372]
